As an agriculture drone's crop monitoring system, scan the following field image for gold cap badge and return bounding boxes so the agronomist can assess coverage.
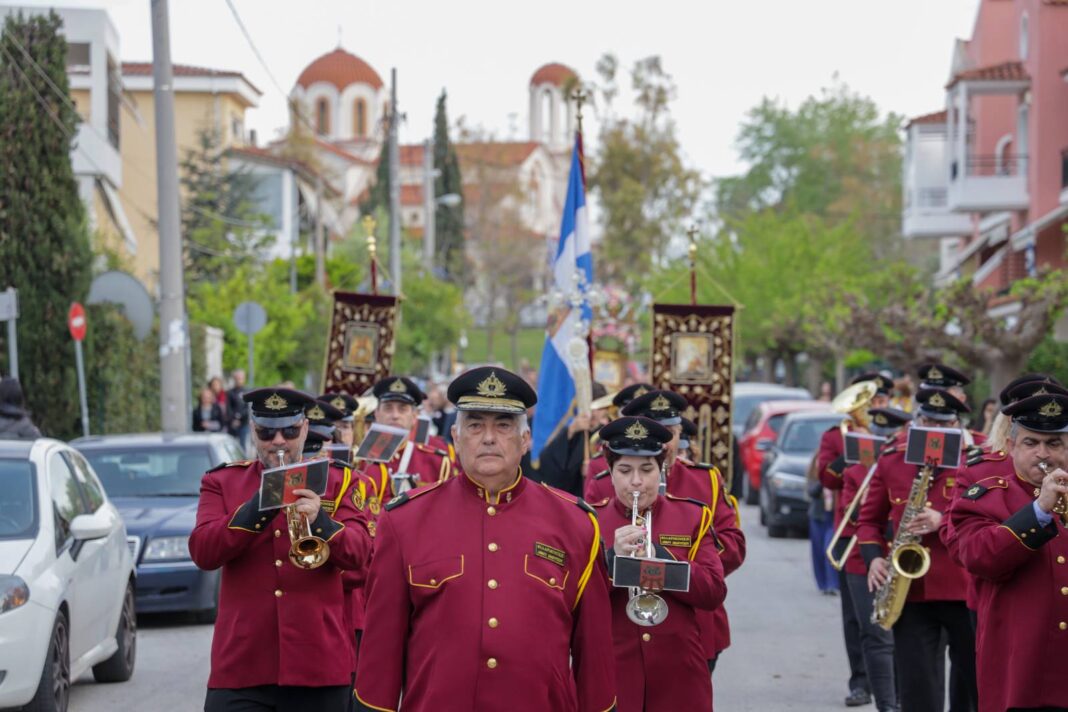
[332,396,347,410]
[874,414,887,425]
[928,392,946,408]
[1034,386,1049,396]
[624,421,650,441]
[389,379,407,393]
[927,366,944,381]
[476,372,507,398]
[307,404,325,420]
[650,394,671,412]
[634,386,648,398]
[1039,399,1064,418]
[264,393,288,411]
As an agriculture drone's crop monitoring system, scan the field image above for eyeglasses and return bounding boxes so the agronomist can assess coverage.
[254,425,302,441]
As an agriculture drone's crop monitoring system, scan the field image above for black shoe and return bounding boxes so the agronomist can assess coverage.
[844,689,872,707]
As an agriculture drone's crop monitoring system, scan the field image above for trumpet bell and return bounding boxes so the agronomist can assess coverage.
[626,592,669,627]
[891,542,930,580]
[289,536,330,570]
[831,381,878,416]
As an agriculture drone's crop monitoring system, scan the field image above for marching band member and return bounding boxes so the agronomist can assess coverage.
[947,392,1068,712]
[360,376,455,498]
[858,388,977,712]
[190,387,375,712]
[591,416,726,711]
[354,367,616,712]
[585,383,654,479]
[320,391,359,451]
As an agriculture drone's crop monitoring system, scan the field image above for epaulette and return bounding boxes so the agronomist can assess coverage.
[964,446,987,467]
[592,469,610,480]
[666,493,707,509]
[207,460,251,473]
[383,480,444,511]
[540,482,596,516]
[588,498,610,509]
[982,449,1008,462]
[329,458,352,469]
[961,475,1009,500]
[416,443,449,457]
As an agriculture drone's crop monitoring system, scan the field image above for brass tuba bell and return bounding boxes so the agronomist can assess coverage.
[832,380,878,431]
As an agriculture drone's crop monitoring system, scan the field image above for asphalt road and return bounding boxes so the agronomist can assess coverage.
[71,505,857,712]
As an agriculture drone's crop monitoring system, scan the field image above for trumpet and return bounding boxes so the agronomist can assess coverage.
[625,490,669,627]
[1037,461,1068,526]
[276,450,330,570]
[825,459,879,570]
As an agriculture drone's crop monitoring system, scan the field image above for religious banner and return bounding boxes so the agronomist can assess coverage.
[321,291,398,396]
[649,303,735,481]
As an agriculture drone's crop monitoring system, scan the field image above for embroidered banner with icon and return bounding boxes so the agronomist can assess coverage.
[321,291,398,397]
[649,303,735,477]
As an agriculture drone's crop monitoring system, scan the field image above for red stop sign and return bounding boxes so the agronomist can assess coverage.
[68,302,87,342]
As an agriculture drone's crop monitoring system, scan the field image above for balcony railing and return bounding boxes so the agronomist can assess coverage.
[952,154,1027,179]
[916,187,948,209]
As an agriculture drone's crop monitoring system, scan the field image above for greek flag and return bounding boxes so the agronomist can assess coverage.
[531,138,592,462]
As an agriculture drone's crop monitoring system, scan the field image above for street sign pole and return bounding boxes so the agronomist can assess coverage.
[0,287,18,380]
[74,340,89,438]
[248,331,254,388]
[68,302,89,437]
[233,301,267,388]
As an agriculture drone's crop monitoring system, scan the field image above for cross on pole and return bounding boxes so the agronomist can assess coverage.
[687,224,699,306]
[571,87,589,136]
[363,215,379,294]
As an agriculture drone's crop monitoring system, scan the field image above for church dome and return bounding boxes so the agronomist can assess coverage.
[530,62,577,87]
[296,48,383,92]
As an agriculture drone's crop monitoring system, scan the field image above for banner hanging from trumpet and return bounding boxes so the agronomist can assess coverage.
[649,303,735,476]
[321,291,398,397]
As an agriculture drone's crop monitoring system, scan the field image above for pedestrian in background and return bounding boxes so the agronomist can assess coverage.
[193,387,224,432]
[0,377,41,440]
[209,376,229,425]
[806,454,838,595]
[226,369,249,447]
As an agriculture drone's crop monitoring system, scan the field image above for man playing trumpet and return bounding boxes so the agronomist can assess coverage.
[591,416,726,712]
[947,392,1068,712]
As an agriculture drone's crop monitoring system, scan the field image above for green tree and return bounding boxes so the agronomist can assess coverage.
[180,127,273,283]
[393,249,467,375]
[0,11,92,437]
[587,54,702,289]
[433,90,465,281]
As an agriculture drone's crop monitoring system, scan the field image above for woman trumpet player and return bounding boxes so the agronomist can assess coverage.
[589,416,727,712]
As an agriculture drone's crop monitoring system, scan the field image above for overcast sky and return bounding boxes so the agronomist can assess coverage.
[20,0,980,178]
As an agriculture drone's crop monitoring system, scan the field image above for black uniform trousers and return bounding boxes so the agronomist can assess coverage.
[838,569,869,695]
[846,572,897,711]
[894,600,977,712]
[205,685,350,712]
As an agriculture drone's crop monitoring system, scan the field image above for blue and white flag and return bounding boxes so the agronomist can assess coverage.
[531,138,592,462]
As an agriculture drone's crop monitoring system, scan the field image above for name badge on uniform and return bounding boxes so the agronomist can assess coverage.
[534,542,566,566]
[658,534,692,548]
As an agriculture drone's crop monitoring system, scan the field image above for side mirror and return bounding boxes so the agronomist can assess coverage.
[755,439,774,452]
[70,511,112,541]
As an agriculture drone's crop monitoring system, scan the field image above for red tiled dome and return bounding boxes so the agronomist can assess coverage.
[296,48,383,91]
[530,63,577,87]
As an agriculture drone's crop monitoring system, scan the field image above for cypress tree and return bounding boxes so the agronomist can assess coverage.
[0,11,91,437]
[432,90,465,281]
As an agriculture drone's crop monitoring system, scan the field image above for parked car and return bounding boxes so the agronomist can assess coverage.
[738,399,829,505]
[729,382,812,498]
[0,439,136,712]
[72,433,243,623]
[759,411,846,538]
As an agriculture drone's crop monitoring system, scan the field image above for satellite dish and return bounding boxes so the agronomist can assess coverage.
[87,270,154,340]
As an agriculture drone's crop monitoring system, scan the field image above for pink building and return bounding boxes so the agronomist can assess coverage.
[902,0,1068,320]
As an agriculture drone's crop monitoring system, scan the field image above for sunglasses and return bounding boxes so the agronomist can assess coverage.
[254,425,302,441]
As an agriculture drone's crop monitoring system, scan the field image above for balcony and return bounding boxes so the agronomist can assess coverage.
[948,153,1029,212]
[902,112,971,238]
[1061,149,1068,205]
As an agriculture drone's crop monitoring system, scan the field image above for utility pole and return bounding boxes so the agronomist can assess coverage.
[388,68,402,296]
[423,137,435,272]
[314,173,325,288]
[151,0,190,432]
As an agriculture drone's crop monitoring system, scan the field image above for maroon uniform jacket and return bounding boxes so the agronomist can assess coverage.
[838,462,870,576]
[940,444,1001,611]
[189,459,374,688]
[340,470,381,654]
[856,441,970,602]
[353,472,617,712]
[360,440,454,501]
[947,457,1068,712]
[584,459,745,658]
[593,494,726,712]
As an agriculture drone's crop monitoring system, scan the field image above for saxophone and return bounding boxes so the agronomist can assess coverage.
[871,462,934,631]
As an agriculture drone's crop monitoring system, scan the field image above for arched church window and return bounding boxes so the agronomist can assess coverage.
[316,98,330,136]
[354,99,367,138]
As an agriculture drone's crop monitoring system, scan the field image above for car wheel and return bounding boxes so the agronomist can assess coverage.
[767,523,788,538]
[194,576,220,624]
[759,504,767,526]
[92,581,136,683]
[743,474,760,506]
[23,610,70,712]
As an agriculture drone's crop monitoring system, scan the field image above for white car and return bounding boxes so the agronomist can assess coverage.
[0,439,136,712]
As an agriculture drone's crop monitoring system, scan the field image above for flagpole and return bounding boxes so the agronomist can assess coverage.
[687,224,699,306]
[363,215,379,295]
[571,87,592,475]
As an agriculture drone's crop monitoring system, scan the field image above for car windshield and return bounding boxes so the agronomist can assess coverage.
[0,459,37,539]
[781,419,842,453]
[82,446,213,497]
